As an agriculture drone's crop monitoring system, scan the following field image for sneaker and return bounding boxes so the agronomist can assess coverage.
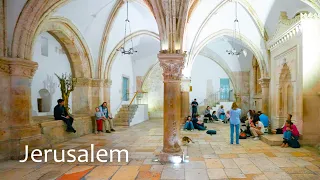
[191,129,194,132]
[106,130,111,133]
[253,137,259,141]
[111,129,115,132]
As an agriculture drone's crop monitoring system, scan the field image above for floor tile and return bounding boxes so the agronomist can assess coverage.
[207,168,227,179]
[185,169,209,180]
[111,166,140,180]
[161,168,185,179]
[85,166,120,180]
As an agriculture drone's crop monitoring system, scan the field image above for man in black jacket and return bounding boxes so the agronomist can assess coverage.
[54,99,76,133]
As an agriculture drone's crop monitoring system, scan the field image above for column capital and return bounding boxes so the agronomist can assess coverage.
[75,77,92,87]
[104,79,112,87]
[91,79,105,87]
[158,53,185,82]
[0,57,38,78]
[259,78,271,88]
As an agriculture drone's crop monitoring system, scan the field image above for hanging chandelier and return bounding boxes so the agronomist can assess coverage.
[117,0,137,55]
[226,1,247,58]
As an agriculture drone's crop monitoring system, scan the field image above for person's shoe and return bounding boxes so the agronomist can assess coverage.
[253,137,259,141]
[191,129,194,132]
[106,130,111,133]
[111,129,115,132]
[205,126,207,128]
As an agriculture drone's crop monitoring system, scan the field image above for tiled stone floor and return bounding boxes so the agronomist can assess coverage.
[0,119,320,180]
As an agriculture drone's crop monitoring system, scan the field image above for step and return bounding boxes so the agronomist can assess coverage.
[260,134,283,146]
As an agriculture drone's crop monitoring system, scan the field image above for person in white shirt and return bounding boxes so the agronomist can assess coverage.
[250,114,264,140]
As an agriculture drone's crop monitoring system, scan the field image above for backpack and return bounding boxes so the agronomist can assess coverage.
[206,130,216,135]
[288,136,300,148]
[239,129,247,139]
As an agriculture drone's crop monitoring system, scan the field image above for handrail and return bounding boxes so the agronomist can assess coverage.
[115,92,136,112]
[128,91,148,107]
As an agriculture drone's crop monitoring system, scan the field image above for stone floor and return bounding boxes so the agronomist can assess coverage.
[0,119,320,180]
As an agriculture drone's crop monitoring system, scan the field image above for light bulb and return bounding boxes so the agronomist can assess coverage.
[243,49,247,57]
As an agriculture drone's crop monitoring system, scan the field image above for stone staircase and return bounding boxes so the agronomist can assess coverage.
[113,105,139,126]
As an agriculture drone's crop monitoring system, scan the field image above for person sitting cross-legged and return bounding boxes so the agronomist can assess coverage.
[184,116,194,131]
[54,99,76,133]
[250,114,264,140]
[192,114,207,131]
[211,111,219,121]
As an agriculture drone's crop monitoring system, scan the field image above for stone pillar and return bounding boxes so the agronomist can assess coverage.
[181,77,191,123]
[0,57,47,159]
[259,78,270,116]
[72,78,92,114]
[91,79,104,110]
[301,15,320,145]
[103,80,112,111]
[158,53,185,161]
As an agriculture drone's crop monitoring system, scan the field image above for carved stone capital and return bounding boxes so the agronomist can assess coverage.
[259,78,271,88]
[91,79,104,87]
[158,53,185,82]
[76,78,92,87]
[0,57,38,78]
[103,80,112,87]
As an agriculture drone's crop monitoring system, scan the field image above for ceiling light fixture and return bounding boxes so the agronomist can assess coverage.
[117,0,137,55]
[226,0,247,57]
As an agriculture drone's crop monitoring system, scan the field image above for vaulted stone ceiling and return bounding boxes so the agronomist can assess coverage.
[6,0,319,78]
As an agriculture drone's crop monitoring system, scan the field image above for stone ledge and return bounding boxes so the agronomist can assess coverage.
[261,134,283,146]
[37,115,93,145]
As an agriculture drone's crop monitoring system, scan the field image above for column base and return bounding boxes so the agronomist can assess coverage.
[159,150,184,163]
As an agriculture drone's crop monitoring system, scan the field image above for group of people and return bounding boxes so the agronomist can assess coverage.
[186,99,300,148]
[53,99,115,134]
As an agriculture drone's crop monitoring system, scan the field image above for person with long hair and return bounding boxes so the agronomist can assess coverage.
[229,102,241,144]
[250,114,265,140]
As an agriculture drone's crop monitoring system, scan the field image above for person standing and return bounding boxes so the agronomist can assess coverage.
[229,102,241,144]
[191,99,198,116]
[54,99,76,133]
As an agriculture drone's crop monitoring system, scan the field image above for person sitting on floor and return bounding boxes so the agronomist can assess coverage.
[281,120,300,148]
[218,105,225,120]
[204,106,213,122]
[250,114,265,140]
[192,114,207,130]
[273,114,292,134]
[224,110,230,124]
[184,116,194,131]
[258,111,269,129]
[54,99,76,133]
[211,111,219,121]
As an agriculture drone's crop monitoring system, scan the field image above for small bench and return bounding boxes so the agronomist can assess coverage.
[260,134,283,146]
[32,115,93,145]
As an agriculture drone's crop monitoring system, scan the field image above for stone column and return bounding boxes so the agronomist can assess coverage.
[301,15,320,145]
[158,53,185,161]
[259,78,270,116]
[91,79,104,110]
[72,78,92,114]
[181,77,191,123]
[103,80,112,111]
[0,57,47,159]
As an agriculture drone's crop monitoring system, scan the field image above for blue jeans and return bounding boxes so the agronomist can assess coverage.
[230,124,240,144]
[184,121,194,130]
[283,131,292,140]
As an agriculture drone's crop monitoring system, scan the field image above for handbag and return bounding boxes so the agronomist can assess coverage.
[206,130,216,135]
